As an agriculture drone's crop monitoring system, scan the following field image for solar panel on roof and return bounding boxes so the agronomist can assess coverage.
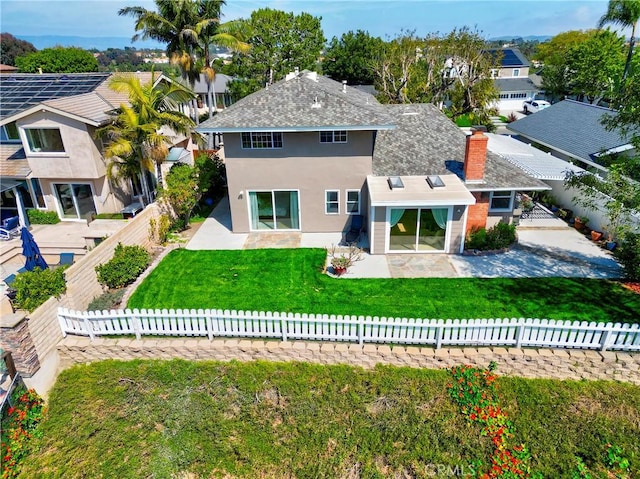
[0,73,110,119]
[501,50,522,66]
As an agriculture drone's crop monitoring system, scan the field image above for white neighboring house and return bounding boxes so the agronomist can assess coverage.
[489,47,541,115]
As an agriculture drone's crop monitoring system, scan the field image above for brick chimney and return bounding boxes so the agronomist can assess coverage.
[463,128,488,183]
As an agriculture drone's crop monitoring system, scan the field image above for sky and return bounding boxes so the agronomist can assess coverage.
[0,0,629,48]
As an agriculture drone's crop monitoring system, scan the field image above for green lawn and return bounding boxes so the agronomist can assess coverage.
[127,249,640,322]
[20,360,640,478]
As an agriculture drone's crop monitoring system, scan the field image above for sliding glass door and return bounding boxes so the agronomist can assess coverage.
[249,190,299,230]
[54,183,96,219]
[389,207,448,252]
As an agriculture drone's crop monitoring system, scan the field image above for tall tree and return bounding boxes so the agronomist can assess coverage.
[323,30,384,85]
[598,0,640,82]
[566,29,625,104]
[98,73,201,204]
[0,33,36,66]
[119,0,249,118]
[14,46,99,73]
[535,30,592,102]
[226,8,325,99]
[372,27,499,118]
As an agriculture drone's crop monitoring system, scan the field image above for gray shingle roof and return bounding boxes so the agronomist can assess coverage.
[507,100,632,163]
[196,71,394,132]
[372,104,548,191]
[494,77,538,92]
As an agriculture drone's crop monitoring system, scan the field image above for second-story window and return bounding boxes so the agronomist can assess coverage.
[513,68,520,77]
[24,128,65,153]
[2,122,20,142]
[320,130,347,143]
[241,132,283,149]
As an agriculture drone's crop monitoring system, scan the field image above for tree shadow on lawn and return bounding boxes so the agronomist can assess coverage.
[493,277,640,322]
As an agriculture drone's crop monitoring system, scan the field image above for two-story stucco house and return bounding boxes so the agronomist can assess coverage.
[489,47,541,114]
[197,70,548,255]
[0,72,196,224]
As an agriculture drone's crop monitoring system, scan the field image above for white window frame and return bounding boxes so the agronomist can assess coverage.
[21,127,66,155]
[2,122,20,143]
[325,190,339,215]
[240,132,283,149]
[345,189,360,215]
[319,130,348,144]
[513,68,520,77]
[489,191,514,212]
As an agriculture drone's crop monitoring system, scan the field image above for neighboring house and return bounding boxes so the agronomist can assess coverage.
[197,70,548,255]
[488,47,541,114]
[0,72,196,224]
[506,99,635,173]
[187,73,234,113]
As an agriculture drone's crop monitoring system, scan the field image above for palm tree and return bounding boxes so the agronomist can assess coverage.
[119,0,249,120]
[99,73,201,204]
[598,0,640,82]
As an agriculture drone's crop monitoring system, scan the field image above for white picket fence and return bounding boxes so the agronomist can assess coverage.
[57,308,640,352]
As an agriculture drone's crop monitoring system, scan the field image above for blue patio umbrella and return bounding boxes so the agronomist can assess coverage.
[20,227,48,271]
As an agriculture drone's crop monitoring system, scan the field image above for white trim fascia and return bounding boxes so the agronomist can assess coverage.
[369,205,375,254]
[467,186,550,192]
[1,104,103,127]
[371,199,475,207]
[460,206,469,253]
[196,124,396,134]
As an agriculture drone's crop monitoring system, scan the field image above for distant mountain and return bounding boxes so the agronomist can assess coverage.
[19,35,164,51]
[488,35,552,42]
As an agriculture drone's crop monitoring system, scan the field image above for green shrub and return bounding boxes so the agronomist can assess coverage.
[87,289,126,311]
[466,227,487,250]
[486,221,517,250]
[95,243,151,289]
[465,222,517,251]
[11,267,67,312]
[615,232,640,281]
[27,209,60,224]
[94,213,124,220]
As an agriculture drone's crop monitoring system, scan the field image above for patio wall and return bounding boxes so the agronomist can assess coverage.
[547,180,640,237]
[0,204,163,377]
[57,337,640,385]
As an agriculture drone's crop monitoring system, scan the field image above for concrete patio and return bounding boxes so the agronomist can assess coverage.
[187,197,623,279]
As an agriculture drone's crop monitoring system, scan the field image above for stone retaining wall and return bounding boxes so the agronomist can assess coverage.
[58,337,640,384]
[1,205,163,376]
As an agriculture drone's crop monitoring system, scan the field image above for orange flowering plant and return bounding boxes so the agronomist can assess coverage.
[447,363,540,479]
[1,388,46,479]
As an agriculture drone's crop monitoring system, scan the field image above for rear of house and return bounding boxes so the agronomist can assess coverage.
[197,70,548,255]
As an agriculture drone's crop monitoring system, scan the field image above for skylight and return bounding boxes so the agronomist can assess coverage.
[387,176,404,189]
[426,175,445,188]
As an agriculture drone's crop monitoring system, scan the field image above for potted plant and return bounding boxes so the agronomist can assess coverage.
[327,244,364,276]
[574,216,589,230]
[330,256,350,276]
[591,230,603,241]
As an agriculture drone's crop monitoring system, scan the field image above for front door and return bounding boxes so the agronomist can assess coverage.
[249,190,300,230]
